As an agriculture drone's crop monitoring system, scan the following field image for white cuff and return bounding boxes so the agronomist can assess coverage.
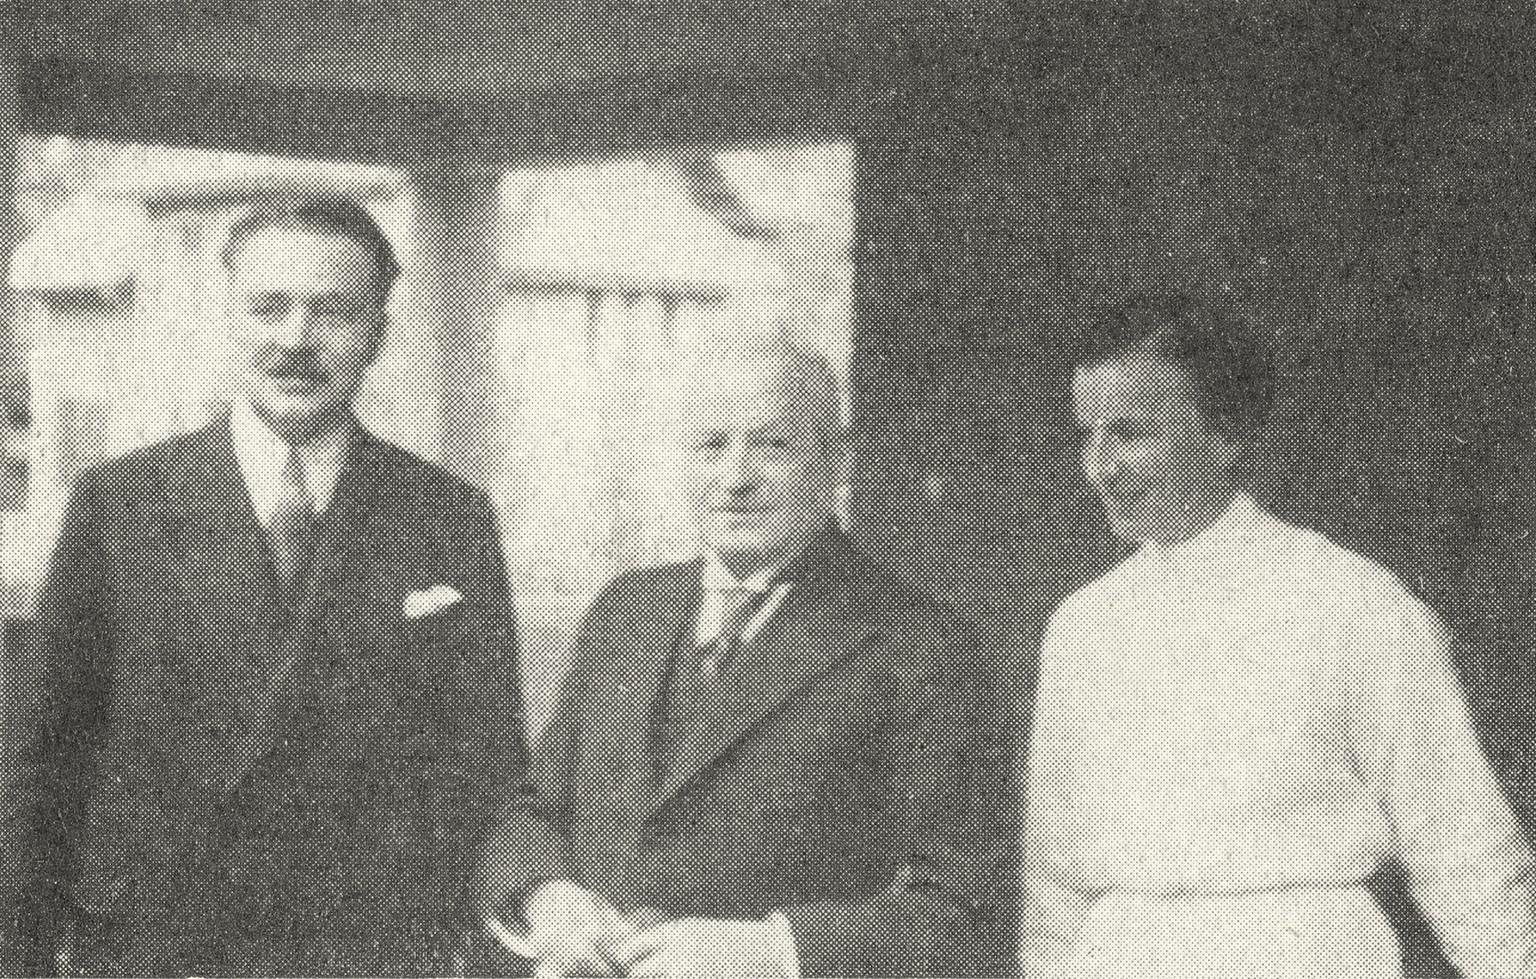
[764,911,801,979]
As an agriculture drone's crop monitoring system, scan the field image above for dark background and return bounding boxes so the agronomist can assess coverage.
[8,3,1535,974]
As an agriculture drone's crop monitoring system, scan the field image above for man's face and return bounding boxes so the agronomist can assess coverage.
[1071,352,1240,546]
[681,359,841,577]
[223,224,387,444]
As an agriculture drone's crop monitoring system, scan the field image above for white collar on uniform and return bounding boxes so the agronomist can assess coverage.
[229,397,352,524]
[1136,490,1261,569]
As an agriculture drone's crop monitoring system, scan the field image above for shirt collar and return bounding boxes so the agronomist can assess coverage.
[701,551,783,593]
[696,552,796,649]
[1137,491,1262,567]
[229,397,353,520]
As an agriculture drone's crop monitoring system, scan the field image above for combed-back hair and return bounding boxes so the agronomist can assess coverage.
[220,195,402,296]
[1074,294,1276,439]
[676,312,846,449]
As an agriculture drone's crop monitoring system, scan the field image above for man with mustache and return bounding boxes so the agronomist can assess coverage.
[0,198,524,975]
[476,331,1013,977]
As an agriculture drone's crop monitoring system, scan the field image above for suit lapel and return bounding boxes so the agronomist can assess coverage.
[619,561,702,796]
[168,419,292,792]
[268,430,388,732]
[176,417,284,634]
[195,422,386,791]
[293,428,381,626]
[567,560,700,820]
[645,528,871,818]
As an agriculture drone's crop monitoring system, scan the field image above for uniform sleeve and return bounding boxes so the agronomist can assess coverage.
[1019,603,1096,978]
[0,470,111,975]
[1348,581,1536,978]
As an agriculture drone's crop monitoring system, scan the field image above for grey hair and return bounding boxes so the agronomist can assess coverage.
[681,323,846,448]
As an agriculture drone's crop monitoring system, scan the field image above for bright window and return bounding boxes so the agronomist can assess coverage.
[490,144,854,731]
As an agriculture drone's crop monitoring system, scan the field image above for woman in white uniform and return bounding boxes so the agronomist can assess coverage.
[1021,296,1535,979]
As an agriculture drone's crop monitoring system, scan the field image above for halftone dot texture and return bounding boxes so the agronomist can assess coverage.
[1023,493,1536,977]
[4,3,1536,977]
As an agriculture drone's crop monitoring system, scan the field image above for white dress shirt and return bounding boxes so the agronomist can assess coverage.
[695,553,792,649]
[229,398,351,525]
[1023,493,1536,979]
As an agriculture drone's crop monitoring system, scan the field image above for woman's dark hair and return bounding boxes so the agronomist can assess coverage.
[1075,294,1276,439]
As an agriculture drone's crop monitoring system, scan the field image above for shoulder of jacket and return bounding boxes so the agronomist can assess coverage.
[860,565,962,631]
[75,428,205,498]
[821,559,978,680]
[598,560,694,604]
[360,434,493,509]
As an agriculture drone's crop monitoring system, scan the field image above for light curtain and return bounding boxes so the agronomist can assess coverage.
[495,287,705,732]
[492,148,853,733]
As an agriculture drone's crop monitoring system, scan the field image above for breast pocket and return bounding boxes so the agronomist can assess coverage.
[317,601,470,790]
[401,601,470,656]
[396,602,473,704]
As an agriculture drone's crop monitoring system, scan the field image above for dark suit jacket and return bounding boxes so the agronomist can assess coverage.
[0,418,526,976]
[484,527,1016,977]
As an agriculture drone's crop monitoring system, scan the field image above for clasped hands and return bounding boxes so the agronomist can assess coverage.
[514,879,788,978]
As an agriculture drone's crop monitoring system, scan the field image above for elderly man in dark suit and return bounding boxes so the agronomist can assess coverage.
[0,197,524,975]
[478,333,1011,978]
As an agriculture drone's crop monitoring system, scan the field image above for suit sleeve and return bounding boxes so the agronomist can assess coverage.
[436,488,532,928]
[781,616,1018,977]
[0,470,112,976]
[456,488,528,807]
[475,583,608,922]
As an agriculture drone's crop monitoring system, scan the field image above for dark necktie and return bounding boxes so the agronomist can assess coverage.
[267,448,317,603]
[693,583,765,678]
[658,583,775,777]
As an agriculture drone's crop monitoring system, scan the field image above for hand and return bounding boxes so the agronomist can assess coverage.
[523,879,635,977]
[615,918,789,978]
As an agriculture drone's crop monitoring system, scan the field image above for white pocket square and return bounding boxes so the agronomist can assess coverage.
[404,585,464,620]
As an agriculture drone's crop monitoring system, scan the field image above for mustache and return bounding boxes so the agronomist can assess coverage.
[256,347,329,381]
